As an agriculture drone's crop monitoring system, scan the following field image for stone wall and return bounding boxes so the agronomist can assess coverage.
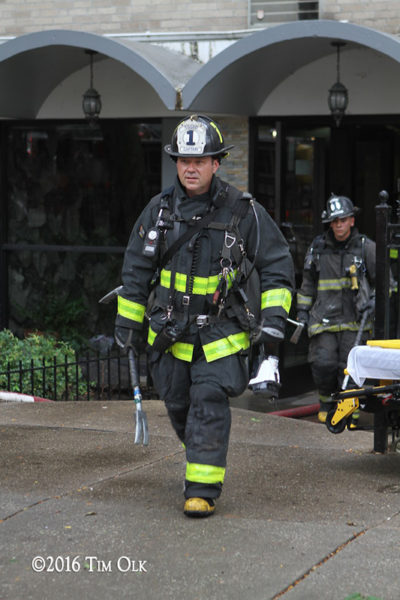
[217,116,249,192]
[320,0,400,34]
[1,1,400,38]
[0,0,248,36]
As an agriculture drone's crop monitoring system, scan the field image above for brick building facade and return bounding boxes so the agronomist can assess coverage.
[1,2,400,37]
[320,0,400,34]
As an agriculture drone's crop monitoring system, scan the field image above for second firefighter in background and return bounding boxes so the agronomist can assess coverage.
[297,194,376,425]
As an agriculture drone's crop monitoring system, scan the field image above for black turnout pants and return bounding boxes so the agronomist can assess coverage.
[308,329,368,397]
[149,337,248,499]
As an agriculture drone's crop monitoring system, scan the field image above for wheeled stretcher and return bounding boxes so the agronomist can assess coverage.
[326,339,400,453]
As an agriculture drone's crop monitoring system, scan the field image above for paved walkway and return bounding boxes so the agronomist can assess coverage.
[1,398,399,600]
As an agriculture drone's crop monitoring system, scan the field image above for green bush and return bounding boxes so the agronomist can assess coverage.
[14,290,87,352]
[0,329,87,400]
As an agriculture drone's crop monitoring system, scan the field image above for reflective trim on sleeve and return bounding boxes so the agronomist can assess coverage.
[203,331,250,363]
[261,288,292,314]
[296,293,313,309]
[117,296,146,324]
[186,461,225,484]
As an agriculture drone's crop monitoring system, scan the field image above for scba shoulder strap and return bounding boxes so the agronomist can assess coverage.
[305,232,367,274]
[157,186,252,270]
[158,207,222,270]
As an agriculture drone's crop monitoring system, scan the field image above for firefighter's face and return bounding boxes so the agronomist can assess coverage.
[176,156,219,197]
[330,215,354,241]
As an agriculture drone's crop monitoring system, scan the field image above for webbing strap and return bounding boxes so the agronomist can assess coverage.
[159,208,223,271]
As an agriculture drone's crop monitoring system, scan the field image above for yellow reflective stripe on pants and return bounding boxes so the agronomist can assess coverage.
[261,288,292,313]
[186,462,225,484]
[117,296,146,324]
[203,331,249,363]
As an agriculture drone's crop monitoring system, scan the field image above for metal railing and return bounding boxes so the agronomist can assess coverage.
[0,349,155,401]
[249,1,318,27]
[367,190,400,453]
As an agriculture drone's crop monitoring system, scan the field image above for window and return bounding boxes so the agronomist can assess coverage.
[249,1,318,28]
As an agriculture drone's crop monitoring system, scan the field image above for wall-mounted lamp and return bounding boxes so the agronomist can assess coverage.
[82,49,102,125]
[327,41,348,128]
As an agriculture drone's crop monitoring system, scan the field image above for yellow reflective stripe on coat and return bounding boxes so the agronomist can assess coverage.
[148,326,248,363]
[261,288,292,314]
[203,331,249,363]
[147,326,157,345]
[147,326,194,362]
[171,342,194,362]
[309,320,371,336]
[160,269,187,292]
[317,278,351,291]
[160,269,236,296]
[117,296,146,324]
[186,462,225,484]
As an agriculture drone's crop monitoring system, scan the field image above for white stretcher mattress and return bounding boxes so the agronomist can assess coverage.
[347,345,400,386]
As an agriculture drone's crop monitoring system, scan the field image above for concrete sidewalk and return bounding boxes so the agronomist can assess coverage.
[1,398,399,600]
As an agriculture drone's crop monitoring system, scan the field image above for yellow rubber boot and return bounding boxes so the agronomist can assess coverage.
[318,396,335,424]
[348,408,360,430]
[184,497,216,518]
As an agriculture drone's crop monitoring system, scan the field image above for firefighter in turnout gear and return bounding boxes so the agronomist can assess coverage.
[115,115,294,517]
[296,194,376,425]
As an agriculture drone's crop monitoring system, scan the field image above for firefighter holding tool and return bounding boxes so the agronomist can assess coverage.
[114,115,294,517]
[296,194,376,426]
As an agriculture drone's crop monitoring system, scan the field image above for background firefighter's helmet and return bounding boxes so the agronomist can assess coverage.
[321,194,360,223]
[164,114,234,160]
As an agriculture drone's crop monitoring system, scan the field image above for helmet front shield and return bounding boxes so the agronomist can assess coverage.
[164,114,234,159]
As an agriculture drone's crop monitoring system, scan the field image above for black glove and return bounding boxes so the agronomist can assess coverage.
[259,316,285,345]
[297,310,309,325]
[360,296,375,314]
[114,326,144,354]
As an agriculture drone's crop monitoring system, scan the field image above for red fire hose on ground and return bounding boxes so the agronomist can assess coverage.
[269,402,320,418]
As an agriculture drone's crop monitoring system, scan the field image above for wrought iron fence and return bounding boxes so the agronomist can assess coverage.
[0,349,155,401]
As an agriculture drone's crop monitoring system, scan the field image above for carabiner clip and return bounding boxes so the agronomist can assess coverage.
[224,231,236,249]
[220,257,232,273]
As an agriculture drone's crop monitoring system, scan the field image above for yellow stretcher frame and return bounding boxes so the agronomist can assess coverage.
[328,339,400,434]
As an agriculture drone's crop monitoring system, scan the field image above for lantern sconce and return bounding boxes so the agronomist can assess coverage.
[328,41,348,128]
[82,49,102,125]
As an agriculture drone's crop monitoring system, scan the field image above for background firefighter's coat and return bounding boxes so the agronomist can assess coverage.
[296,227,376,337]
